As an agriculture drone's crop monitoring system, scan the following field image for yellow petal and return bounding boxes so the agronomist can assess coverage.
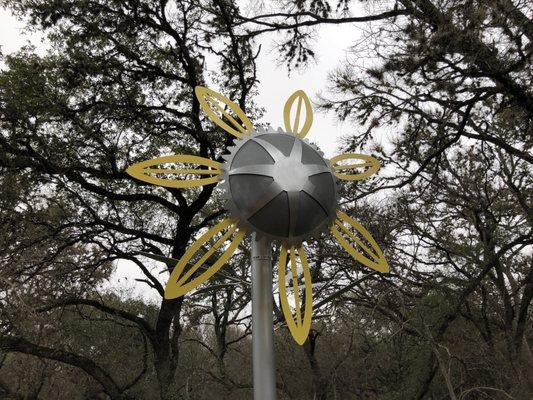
[329,153,381,181]
[331,211,389,273]
[283,89,313,138]
[278,244,313,345]
[126,154,222,188]
[195,86,253,138]
[164,218,246,298]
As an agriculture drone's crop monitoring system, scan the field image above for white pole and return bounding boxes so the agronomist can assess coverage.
[251,233,276,400]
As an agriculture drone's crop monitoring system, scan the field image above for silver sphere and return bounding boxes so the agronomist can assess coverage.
[222,129,338,244]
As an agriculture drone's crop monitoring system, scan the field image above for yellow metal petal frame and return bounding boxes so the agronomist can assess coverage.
[278,244,313,345]
[126,154,222,189]
[331,211,389,273]
[329,153,381,181]
[283,89,313,138]
[164,218,246,299]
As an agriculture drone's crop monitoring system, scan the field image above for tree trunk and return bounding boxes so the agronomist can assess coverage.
[303,331,328,400]
[153,297,183,400]
[0,336,124,400]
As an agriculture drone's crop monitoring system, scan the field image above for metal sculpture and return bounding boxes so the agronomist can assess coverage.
[222,129,338,245]
[127,85,389,398]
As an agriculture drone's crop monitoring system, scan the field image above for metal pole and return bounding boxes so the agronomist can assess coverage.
[251,233,276,400]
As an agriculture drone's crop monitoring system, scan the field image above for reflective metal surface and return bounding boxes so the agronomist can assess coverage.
[222,128,338,244]
[251,234,276,400]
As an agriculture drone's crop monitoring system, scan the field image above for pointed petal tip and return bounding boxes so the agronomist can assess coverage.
[163,284,185,299]
[294,335,307,346]
[379,258,390,274]
[125,164,139,177]
[365,255,389,274]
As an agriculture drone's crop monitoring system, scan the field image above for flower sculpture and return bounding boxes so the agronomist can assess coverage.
[127,87,388,345]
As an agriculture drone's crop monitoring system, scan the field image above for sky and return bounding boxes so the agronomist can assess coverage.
[253,26,361,157]
[0,9,47,55]
[0,7,361,156]
[0,6,362,302]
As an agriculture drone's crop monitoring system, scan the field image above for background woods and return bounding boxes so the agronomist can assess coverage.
[0,1,531,400]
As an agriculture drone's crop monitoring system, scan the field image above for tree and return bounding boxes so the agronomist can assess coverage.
[234,0,532,398]
[0,1,259,398]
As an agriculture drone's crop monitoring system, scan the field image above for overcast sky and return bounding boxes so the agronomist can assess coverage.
[0,6,362,301]
[0,7,362,156]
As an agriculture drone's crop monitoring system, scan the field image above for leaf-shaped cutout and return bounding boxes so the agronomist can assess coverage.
[195,86,253,138]
[330,211,389,273]
[283,90,313,138]
[164,218,246,299]
[278,244,313,345]
[329,153,381,181]
[126,154,222,189]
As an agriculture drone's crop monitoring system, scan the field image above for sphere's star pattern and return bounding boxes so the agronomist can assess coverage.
[225,132,338,243]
